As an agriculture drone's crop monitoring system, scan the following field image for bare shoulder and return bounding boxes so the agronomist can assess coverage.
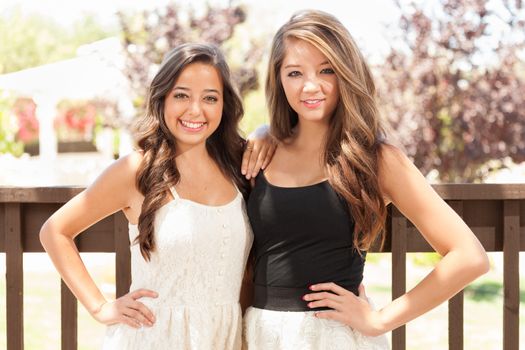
[86,150,144,200]
[377,143,426,204]
[378,143,411,172]
[115,150,144,174]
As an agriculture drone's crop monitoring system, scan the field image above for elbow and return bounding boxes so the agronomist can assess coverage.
[39,220,52,250]
[466,249,490,280]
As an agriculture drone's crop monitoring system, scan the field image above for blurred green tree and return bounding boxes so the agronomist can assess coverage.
[0,8,115,74]
[376,0,525,182]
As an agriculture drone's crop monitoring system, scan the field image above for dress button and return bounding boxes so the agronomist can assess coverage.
[218,270,224,276]
[223,238,229,244]
[222,223,227,228]
[217,208,223,213]
[221,253,226,258]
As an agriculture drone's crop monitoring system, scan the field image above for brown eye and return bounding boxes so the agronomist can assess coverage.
[287,71,301,77]
[204,96,218,103]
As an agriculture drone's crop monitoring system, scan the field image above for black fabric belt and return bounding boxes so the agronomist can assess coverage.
[253,284,358,312]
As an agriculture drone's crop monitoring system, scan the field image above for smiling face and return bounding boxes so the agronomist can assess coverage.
[279,38,339,125]
[163,62,224,151]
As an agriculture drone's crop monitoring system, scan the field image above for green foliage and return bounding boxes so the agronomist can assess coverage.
[241,86,268,135]
[0,93,23,156]
[463,277,525,304]
[464,280,502,302]
[365,252,383,264]
[410,252,442,267]
[0,8,115,74]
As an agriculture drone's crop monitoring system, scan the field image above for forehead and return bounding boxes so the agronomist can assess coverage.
[282,38,328,65]
[175,62,223,90]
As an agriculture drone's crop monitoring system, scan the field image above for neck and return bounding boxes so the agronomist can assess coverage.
[292,119,329,153]
[175,142,211,168]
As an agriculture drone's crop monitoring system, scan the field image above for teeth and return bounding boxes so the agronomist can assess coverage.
[180,120,205,129]
[304,99,322,104]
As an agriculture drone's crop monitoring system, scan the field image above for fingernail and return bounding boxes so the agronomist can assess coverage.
[308,302,313,308]
[308,285,314,290]
[242,169,246,175]
[302,295,307,301]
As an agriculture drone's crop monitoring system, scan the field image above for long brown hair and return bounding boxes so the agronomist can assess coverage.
[266,10,387,251]
[135,43,247,260]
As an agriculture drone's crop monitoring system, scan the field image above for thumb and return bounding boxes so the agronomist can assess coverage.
[358,283,367,300]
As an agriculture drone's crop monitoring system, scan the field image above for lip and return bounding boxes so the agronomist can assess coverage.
[178,119,207,132]
[301,98,325,109]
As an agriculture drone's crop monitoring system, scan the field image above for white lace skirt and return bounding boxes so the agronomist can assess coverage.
[243,306,390,350]
[102,303,242,350]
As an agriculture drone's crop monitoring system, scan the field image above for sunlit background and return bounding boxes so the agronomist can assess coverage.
[0,0,524,349]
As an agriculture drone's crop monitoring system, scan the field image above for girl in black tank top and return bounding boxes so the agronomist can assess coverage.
[243,9,488,350]
[248,172,364,311]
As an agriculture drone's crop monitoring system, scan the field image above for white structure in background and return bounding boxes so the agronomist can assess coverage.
[0,37,135,160]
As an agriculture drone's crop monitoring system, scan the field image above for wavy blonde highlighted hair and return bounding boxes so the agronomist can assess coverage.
[135,43,247,261]
[266,10,387,251]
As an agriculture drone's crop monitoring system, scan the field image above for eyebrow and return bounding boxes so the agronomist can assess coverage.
[283,61,331,69]
[172,86,221,94]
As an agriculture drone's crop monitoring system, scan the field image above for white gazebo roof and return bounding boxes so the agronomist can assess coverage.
[0,37,135,160]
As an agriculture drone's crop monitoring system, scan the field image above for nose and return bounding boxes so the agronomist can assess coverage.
[302,78,321,93]
[187,99,202,117]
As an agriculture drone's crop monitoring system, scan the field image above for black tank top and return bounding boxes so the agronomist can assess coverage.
[247,172,365,311]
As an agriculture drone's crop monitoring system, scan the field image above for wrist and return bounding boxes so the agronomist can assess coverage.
[89,299,108,316]
[372,309,389,336]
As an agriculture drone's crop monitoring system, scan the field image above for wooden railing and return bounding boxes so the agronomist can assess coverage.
[0,184,523,350]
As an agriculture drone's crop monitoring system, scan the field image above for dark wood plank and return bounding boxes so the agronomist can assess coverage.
[433,184,525,200]
[391,206,407,350]
[61,280,77,350]
[0,204,5,251]
[448,201,464,350]
[1,183,524,203]
[448,291,464,350]
[0,187,84,203]
[114,212,131,298]
[5,203,24,350]
[22,203,116,253]
[503,200,519,350]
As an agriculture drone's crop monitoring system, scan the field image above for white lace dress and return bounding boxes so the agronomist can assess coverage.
[243,305,390,350]
[102,187,253,350]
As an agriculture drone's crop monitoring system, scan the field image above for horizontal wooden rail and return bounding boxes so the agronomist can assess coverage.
[0,185,523,349]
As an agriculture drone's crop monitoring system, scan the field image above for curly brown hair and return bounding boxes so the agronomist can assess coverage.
[266,10,387,251]
[134,43,248,260]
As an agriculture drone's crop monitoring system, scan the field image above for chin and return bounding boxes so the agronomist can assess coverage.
[299,111,329,122]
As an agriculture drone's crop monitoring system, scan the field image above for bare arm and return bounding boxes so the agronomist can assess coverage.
[372,144,489,332]
[306,144,489,336]
[40,151,157,328]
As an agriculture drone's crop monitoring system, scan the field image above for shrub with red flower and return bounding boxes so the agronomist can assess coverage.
[13,97,38,143]
[55,100,97,141]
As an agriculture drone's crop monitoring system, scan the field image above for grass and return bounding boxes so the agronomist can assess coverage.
[0,252,523,349]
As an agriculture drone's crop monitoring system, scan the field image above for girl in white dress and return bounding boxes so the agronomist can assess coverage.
[40,43,271,349]
[243,10,489,349]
